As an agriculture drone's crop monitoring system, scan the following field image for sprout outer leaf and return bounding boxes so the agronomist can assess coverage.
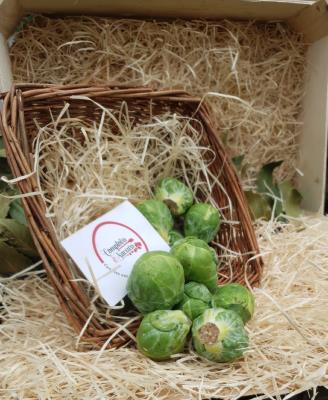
[168,230,184,246]
[137,199,174,242]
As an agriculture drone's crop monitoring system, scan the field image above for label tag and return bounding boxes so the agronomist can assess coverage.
[61,200,170,306]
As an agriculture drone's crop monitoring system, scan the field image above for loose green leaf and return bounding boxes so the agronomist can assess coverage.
[245,191,272,221]
[0,239,32,276]
[279,181,302,218]
[0,196,11,218]
[256,161,284,217]
[0,218,38,258]
[256,161,283,196]
[9,198,27,225]
[232,155,245,171]
[273,198,283,218]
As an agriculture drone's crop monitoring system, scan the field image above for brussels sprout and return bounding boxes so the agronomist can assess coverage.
[137,200,173,242]
[127,251,184,314]
[185,281,213,302]
[176,282,212,320]
[211,283,255,323]
[184,203,221,243]
[137,310,191,360]
[192,308,249,362]
[155,177,193,216]
[168,230,184,246]
[171,237,218,292]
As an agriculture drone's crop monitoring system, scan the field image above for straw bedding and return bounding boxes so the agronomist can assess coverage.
[1,216,328,399]
[33,110,226,241]
[10,16,307,188]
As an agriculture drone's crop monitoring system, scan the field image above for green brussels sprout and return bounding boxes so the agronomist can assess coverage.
[184,203,221,243]
[155,177,193,216]
[176,282,212,320]
[137,199,173,242]
[211,283,255,323]
[168,230,184,246]
[192,308,249,362]
[137,310,191,360]
[171,237,218,292]
[127,251,184,314]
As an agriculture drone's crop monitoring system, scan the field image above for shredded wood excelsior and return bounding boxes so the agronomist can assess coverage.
[1,216,328,399]
[10,16,307,188]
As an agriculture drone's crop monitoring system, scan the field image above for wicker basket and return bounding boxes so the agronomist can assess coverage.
[0,84,262,348]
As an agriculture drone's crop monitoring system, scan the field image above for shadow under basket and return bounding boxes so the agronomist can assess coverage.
[0,84,263,348]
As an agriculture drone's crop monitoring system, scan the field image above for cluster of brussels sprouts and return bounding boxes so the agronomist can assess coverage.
[137,177,221,246]
[128,177,255,362]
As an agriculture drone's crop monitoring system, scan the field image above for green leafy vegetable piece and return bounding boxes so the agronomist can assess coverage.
[185,282,212,304]
[244,161,302,221]
[256,161,282,195]
[171,237,218,292]
[184,203,221,243]
[0,196,11,218]
[137,199,173,242]
[127,251,184,314]
[9,199,28,225]
[245,191,272,221]
[278,181,302,218]
[0,218,38,258]
[211,283,255,324]
[256,161,283,217]
[168,230,184,246]
[176,282,212,320]
[0,239,32,276]
[136,310,191,360]
[192,308,249,362]
[155,177,193,216]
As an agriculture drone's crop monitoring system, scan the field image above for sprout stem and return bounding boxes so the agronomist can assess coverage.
[198,322,219,345]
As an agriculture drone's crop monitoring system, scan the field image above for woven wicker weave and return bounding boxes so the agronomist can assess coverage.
[0,84,262,348]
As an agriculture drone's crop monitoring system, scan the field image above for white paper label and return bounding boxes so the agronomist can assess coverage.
[61,200,170,306]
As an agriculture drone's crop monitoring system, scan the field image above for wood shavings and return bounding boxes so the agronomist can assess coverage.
[10,16,307,187]
[33,108,224,240]
[1,215,328,399]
